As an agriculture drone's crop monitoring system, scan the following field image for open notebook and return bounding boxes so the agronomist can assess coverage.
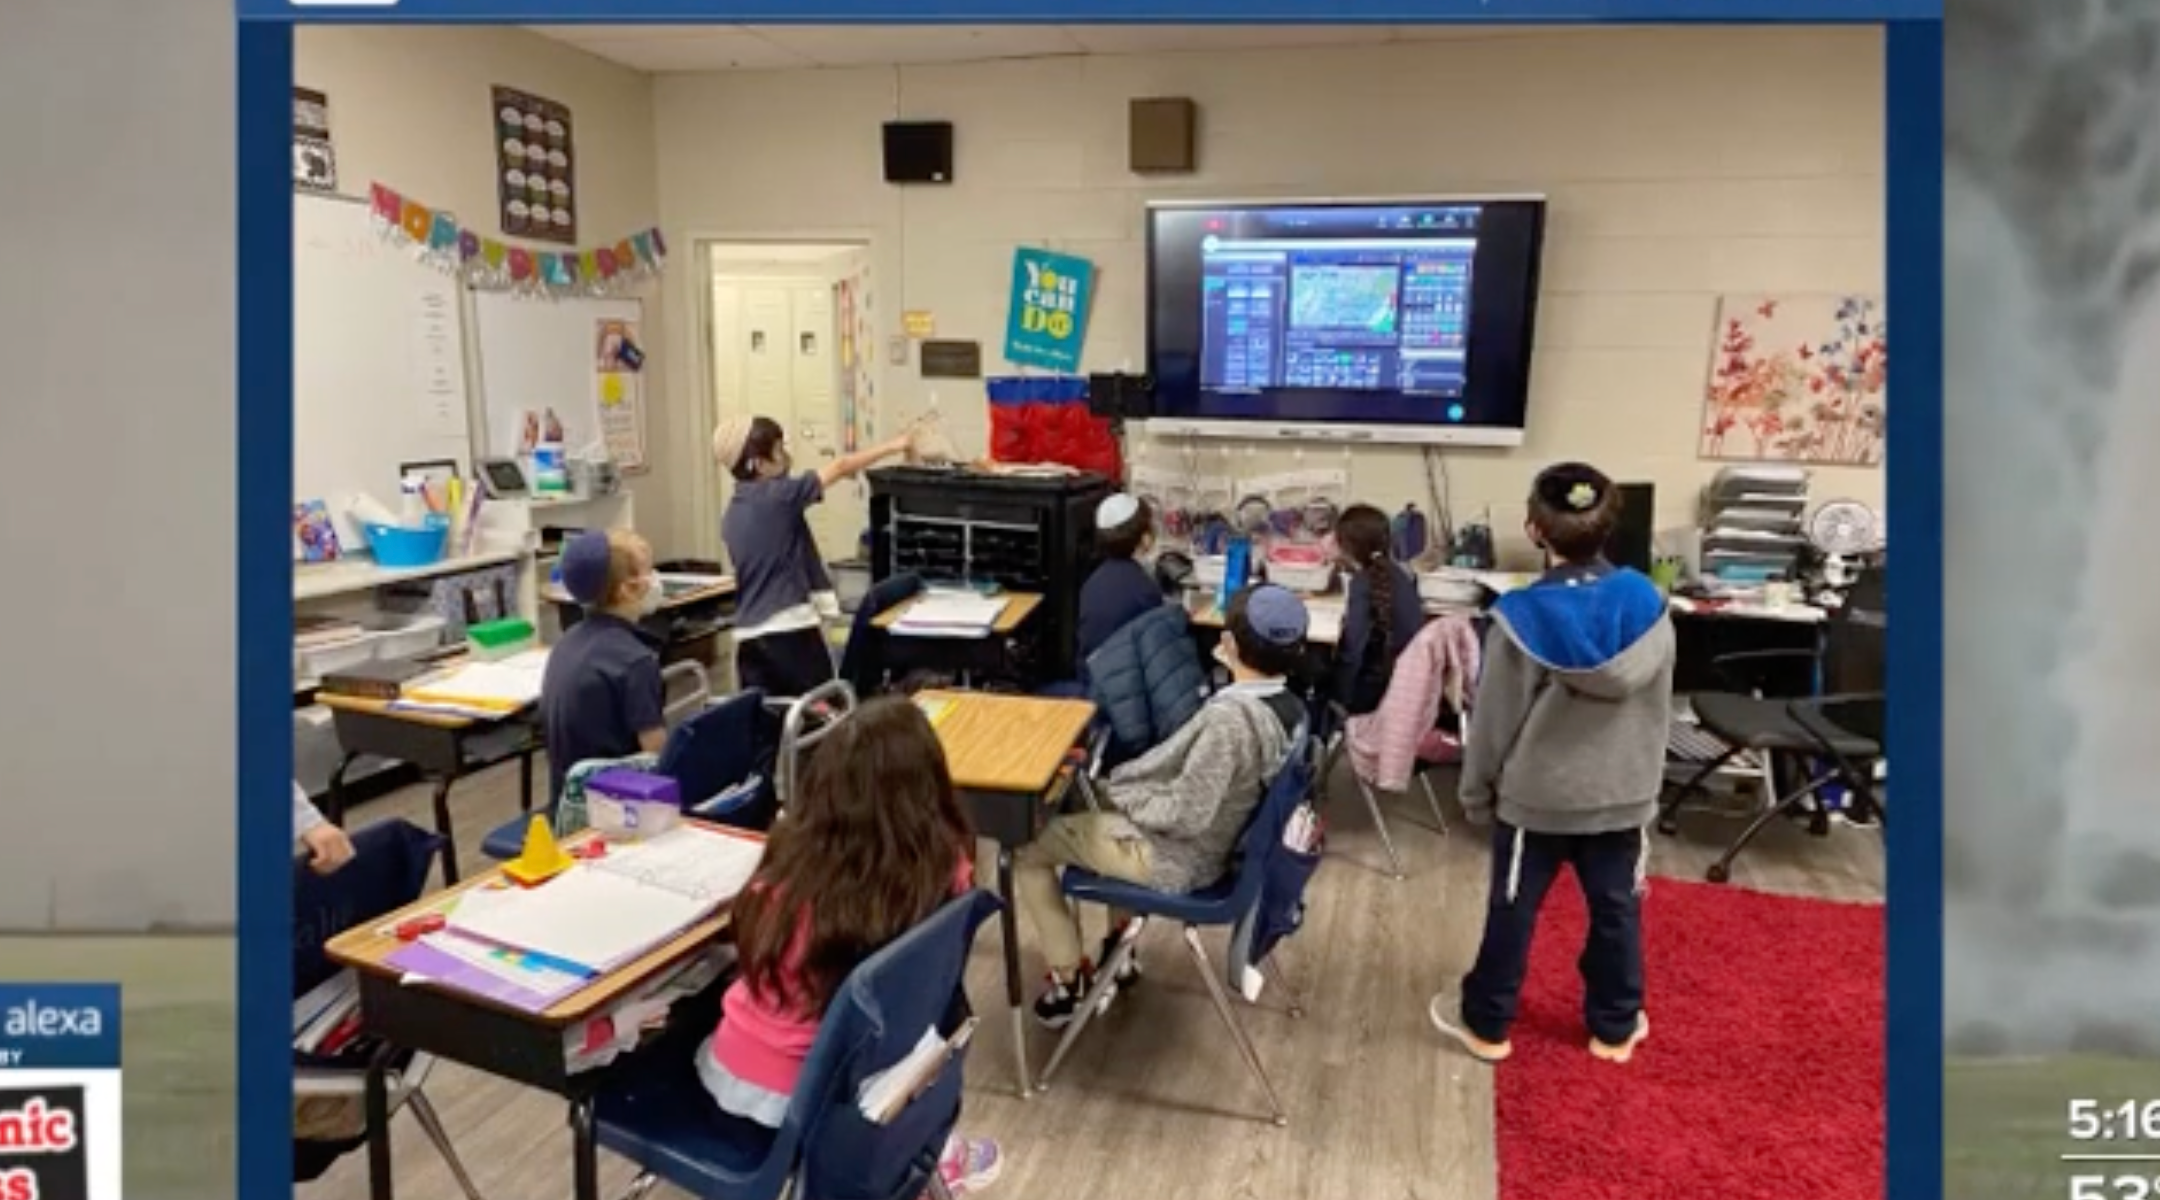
[447,825,765,975]
[892,593,1006,638]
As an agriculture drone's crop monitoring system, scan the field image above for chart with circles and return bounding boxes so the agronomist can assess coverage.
[491,85,577,244]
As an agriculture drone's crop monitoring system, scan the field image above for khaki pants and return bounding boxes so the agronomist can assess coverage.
[1014,813,1154,977]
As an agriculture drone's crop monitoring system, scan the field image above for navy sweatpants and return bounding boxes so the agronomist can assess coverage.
[1460,820,1647,1047]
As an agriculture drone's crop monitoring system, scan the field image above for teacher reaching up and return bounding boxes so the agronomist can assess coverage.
[713,415,918,698]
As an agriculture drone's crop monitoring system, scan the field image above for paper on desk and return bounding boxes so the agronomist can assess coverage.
[1303,604,1344,645]
[447,865,708,973]
[898,594,1005,626]
[404,649,549,711]
[597,825,765,905]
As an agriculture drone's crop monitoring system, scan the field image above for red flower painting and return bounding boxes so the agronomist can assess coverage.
[1699,294,1886,466]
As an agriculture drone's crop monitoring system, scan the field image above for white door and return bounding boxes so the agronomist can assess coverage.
[711,277,851,561]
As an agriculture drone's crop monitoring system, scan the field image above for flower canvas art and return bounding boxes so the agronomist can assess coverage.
[1699,294,1886,466]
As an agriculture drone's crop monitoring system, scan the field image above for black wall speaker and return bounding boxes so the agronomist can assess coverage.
[882,121,954,184]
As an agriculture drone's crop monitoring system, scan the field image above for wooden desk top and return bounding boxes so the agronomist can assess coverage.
[541,577,737,610]
[316,691,485,730]
[1182,596,1345,647]
[873,591,1043,635]
[325,824,743,1027]
[917,690,1094,795]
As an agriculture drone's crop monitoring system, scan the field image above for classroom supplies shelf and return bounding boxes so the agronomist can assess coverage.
[295,548,528,602]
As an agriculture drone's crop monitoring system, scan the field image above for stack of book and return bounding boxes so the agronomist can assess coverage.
[293,970,364,1057]
[1699,466,1809,584]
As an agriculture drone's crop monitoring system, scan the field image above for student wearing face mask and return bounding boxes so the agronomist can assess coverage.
[539,529,669,808]
[711,415,918,698]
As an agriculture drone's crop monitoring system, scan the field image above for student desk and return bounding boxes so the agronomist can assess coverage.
[326,826,736,1200]
[873,592,1046,685]
[318,694,538,884]
[547,575,738,668]
[916,689,1095,1095]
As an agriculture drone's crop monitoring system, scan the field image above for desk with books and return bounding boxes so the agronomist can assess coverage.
[318,652,550,883]
[326,822,760,1200]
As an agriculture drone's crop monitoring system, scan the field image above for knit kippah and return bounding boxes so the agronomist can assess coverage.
[1243,585,1309,646]
[558,531,614,606]
[1532,462,1613,513]
[711,415,754,472]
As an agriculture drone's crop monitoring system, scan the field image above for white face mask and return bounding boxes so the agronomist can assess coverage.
[635,573,664,615]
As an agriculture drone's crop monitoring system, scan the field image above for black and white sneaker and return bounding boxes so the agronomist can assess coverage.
[1031,966,1100,1029]
[1099,921,1145,990]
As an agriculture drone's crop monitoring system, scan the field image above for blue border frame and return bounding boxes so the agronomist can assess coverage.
[237,10,1943,1200]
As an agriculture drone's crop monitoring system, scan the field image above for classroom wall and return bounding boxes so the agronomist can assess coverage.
[293,26,694,555]
[655,27,1885,565]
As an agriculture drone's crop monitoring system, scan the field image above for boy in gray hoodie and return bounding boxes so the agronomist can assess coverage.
[1017,584,1307,1028]
[1430,463,1674,1065]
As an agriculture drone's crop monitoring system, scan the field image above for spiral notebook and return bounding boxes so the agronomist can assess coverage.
[447,825,765,974]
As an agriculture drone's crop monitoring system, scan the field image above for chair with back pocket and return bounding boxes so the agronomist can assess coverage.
[292,819,484,1196]
[1036,724,1315,1125]
[586,890,1002,1200]
[837,572,926,697]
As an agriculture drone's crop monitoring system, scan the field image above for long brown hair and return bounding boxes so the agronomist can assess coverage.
[1335,504,1396,651]
[730,696,974,1015]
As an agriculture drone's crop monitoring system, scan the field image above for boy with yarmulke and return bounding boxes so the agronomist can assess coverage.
[539,529,668,809]
[1075,492,1164,671]
[1429,463,1675,1066]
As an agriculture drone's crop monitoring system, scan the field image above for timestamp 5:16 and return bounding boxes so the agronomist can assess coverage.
[2070,1100,2160,1142]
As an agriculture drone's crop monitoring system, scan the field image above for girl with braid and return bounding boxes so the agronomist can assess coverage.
[1330,504,1424,716]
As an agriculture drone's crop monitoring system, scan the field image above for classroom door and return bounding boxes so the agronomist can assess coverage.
[711,279,851,561]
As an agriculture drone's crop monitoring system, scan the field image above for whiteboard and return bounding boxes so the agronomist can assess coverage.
[472,289,645,468]
[294,193,473,551]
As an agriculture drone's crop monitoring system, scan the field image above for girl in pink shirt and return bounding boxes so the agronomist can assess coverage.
[697,696,999,1195]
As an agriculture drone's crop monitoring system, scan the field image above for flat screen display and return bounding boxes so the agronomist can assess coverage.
[1146,198,1547,443]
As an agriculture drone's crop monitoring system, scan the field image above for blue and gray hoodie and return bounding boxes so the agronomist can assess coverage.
[1460,562,1675,837]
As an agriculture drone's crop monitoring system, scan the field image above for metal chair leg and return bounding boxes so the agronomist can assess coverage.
[1355,777,1406,879]
[1259,952,1305,1019]
[1707,768,1837,884]
[405,1088,486,1200]
[1183,926,1287,1126]
[614,1175,661,1200]
[1036,935,1132,1090]
[1417,773,1450,835]
[1658,746,1742,833]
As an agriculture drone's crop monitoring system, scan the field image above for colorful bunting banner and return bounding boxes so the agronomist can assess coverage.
[367,181,666,300]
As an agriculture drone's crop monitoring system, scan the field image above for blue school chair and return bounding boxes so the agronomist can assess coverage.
[838,572,925,696]
[481,675,763,859]
[293,819,485,1196]
[588,890,1002,1200]
[1037,725,1315,1125]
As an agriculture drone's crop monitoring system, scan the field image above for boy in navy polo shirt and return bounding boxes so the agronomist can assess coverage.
[1075,493,1164,673]
[540,529,668,806]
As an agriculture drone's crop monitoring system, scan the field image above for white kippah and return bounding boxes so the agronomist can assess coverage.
[1096,493,1141,528]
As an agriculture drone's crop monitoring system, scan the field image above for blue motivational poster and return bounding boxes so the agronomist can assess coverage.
[1004,247,1095,371]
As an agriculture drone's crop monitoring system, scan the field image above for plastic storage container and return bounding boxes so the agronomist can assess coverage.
[293,613,448,683]
[586,769,683,841]
[466,617,537,661]
[362,514,450,569]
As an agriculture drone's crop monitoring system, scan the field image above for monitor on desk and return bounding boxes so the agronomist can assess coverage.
[1605,482,1654,574]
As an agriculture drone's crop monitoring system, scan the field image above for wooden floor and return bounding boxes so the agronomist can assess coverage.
[303,754,1881,1200]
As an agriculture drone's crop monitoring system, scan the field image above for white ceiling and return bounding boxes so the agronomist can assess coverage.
[528,24,1558,74]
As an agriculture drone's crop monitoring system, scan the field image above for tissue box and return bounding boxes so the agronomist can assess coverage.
[586,769,683,840]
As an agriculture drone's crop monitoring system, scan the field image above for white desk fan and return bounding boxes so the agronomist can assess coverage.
[1807,499,1881,588]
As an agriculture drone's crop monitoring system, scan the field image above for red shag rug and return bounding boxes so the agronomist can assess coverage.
[1494,876,1883,1200]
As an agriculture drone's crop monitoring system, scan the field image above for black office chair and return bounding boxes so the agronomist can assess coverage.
[1658,568,1886,883]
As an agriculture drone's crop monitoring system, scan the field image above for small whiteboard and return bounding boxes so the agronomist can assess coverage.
[294,193,473,550]
[473,290,647,470]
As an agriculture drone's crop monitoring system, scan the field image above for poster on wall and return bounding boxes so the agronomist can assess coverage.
[492,86,577,244]
[595,318,646,470]
[1699,294,1886,466]
[1004,247,1095,372]
[293,87,337,193]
